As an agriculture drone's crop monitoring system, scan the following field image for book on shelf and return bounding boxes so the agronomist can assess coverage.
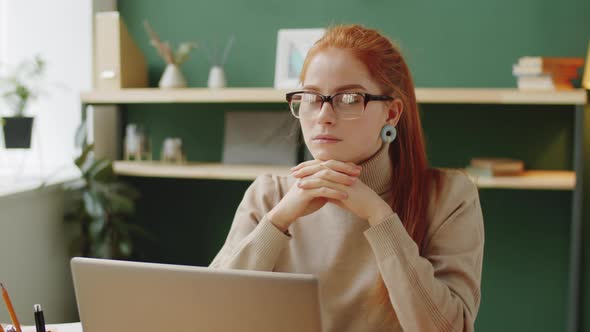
[516,75,576,90]
[513,56,584,91]
[517,56,585,68]
[466,158,525,177]
[512,64,580,77]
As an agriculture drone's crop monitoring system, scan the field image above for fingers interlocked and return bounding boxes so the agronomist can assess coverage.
[291,160,362,200]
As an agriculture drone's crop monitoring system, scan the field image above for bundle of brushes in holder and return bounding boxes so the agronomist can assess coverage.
[202,34,235,88]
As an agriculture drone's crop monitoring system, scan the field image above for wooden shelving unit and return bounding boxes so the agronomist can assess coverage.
[83,86,587,332]
[113,161,576,190]
[82,87,586,191]
[81,87,587,105]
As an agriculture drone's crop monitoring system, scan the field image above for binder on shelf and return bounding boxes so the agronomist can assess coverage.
[94,12,147,89]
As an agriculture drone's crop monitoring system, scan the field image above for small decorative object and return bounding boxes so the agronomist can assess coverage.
[160,137,185,163]
[203,34,235,88]
[143,20,197,89]
[207,65,227,89]
[0,55,46,149]
[274,28,325,89]
[160,64,187,88]
[124,123,152,161]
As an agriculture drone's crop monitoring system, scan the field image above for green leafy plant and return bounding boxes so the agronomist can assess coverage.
[64,136,148,259]
[0,55,46,117]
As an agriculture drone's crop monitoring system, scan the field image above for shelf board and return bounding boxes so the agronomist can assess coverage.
[415,88,586,105]
[113,161,292,181]
[466,170,575,190]
[113,161,575,190]
[81,88,587,105]
[81,88,288,104]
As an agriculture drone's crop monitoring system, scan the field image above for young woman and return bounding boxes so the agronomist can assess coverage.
[210,24,484,332]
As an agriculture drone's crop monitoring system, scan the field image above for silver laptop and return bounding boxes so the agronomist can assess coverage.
[70,257,322,332]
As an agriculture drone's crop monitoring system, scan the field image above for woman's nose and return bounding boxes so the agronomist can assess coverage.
[317,101,337,125]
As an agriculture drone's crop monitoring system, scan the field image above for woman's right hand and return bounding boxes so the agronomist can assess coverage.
[267,160,362,232]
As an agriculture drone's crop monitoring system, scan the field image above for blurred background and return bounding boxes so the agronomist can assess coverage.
[0,0,589,331]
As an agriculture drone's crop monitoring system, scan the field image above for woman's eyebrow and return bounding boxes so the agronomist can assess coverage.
[335,84,367,92]
[301,85,321,91]
[301,84,367,92]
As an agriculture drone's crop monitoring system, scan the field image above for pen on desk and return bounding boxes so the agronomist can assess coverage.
[0,283,21,332]
[33,305,46,332]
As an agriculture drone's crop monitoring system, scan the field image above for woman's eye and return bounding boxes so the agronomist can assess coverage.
[341,94,361,104]
[303,94,320,103]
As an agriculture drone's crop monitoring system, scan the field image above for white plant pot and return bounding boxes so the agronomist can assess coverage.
[207,65,227,88]
[159,64,187,89]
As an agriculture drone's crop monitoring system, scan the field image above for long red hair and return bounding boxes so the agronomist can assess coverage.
[300,24,444,321]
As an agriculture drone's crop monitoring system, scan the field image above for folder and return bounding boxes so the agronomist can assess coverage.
[94,12,147,89]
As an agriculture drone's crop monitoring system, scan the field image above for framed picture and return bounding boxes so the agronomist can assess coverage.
[274,28,325,89]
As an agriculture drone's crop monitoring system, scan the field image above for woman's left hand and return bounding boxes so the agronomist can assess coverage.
[291,159,394,226]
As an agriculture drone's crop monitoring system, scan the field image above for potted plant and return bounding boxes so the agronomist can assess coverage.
[0,55,46,149]
[143,20,197,89]
[64,122,150,259]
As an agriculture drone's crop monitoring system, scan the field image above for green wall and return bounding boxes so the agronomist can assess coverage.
[119,0,589,88]
[117,0,590,331]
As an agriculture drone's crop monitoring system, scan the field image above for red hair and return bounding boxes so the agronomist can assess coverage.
[300,24,444,322]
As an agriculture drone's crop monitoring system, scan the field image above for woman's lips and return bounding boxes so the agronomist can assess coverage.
[312,135,341,144]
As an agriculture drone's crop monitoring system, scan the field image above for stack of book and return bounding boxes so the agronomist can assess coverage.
[466,158,525,177]
[512,56,585,90]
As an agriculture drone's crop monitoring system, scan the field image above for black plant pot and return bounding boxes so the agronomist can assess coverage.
[2,117,34,149]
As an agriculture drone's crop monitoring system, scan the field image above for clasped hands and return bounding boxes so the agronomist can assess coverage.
[267,159,393,232]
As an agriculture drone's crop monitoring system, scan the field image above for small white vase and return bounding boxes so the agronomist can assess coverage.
[159,64,187,89]
[207,65,227,88]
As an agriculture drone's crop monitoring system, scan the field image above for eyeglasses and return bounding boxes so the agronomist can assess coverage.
[286,91,394,120]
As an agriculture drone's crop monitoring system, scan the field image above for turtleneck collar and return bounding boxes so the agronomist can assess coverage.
[358,142,393,195]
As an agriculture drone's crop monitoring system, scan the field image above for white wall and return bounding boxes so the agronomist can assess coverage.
[0,0,93,178]
[0,1,4,59]
[0,0,117,324]
[0,184,78,324]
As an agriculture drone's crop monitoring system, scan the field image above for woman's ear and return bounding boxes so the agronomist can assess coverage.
[387,99,404,126]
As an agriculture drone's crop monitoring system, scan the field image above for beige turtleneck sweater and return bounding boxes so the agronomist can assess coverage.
[209,144,485,332]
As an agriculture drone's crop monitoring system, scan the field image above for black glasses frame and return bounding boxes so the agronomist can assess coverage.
[286,90,394,114]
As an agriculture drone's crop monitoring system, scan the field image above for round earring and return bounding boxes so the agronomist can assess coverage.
[381,124,397,143]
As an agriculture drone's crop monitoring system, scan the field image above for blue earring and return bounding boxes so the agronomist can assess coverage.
[381,124,397,143]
